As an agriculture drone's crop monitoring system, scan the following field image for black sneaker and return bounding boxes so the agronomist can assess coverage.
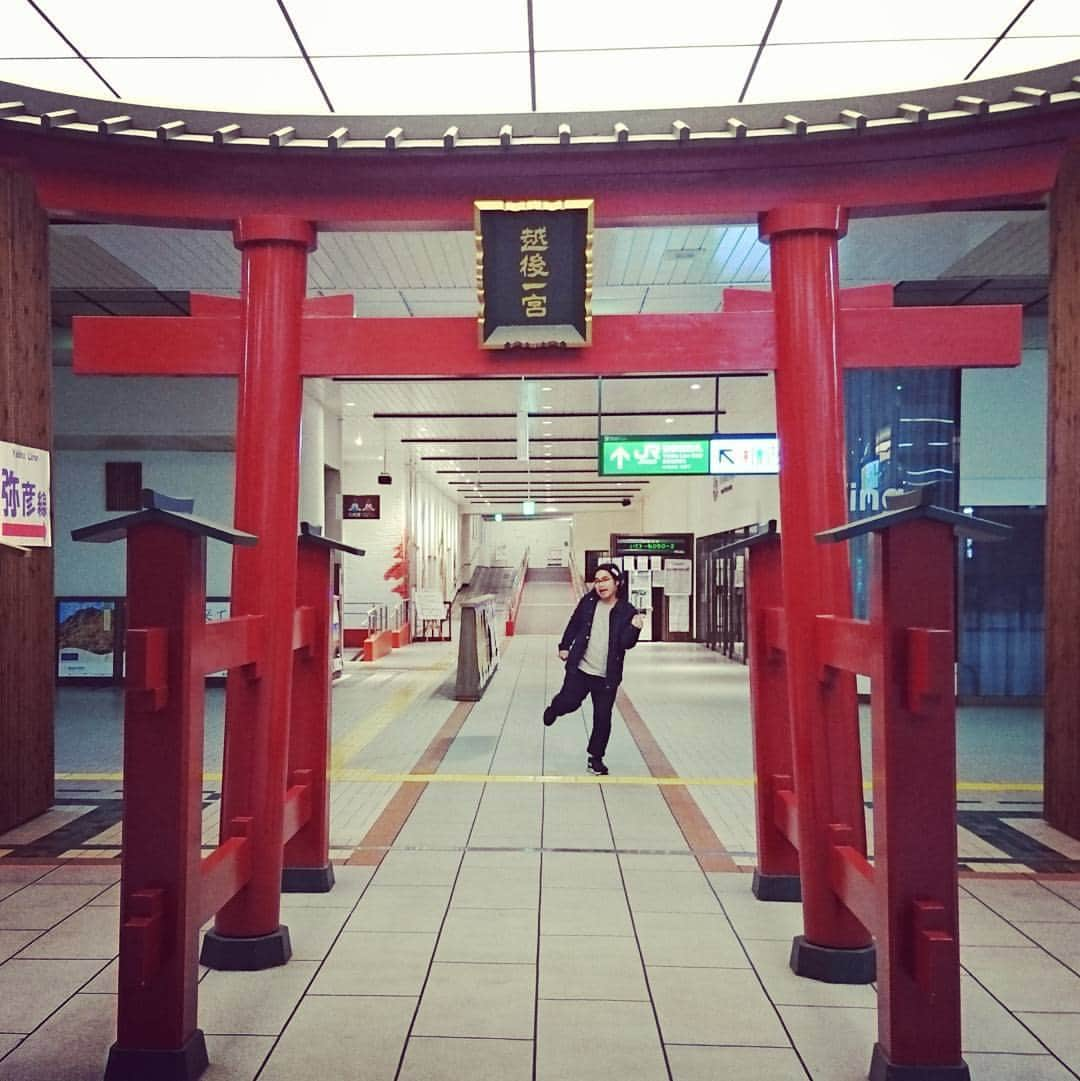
[587,757,608,776]
[543,706,557,727]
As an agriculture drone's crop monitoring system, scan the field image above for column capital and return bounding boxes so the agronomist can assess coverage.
[758,205,848,243]
[233,215,316,252]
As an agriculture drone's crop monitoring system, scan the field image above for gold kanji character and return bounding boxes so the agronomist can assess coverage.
[521,294,548,318]
[519,253,549,279]
[519,226,549,252]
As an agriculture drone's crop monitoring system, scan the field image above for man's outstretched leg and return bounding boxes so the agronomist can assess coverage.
[544,667,588,727]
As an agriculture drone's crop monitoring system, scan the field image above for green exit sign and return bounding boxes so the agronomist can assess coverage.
[599,436,710,476]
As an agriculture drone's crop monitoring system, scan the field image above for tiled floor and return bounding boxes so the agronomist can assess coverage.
[1,583,1078,1080]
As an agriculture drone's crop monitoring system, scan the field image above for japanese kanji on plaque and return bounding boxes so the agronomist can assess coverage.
[1,438,51,547]
[475,198,593,349]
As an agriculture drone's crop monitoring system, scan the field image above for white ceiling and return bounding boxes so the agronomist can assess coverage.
[1,0,1077,116]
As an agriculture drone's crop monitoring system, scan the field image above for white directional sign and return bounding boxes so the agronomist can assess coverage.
[709,435,779,475]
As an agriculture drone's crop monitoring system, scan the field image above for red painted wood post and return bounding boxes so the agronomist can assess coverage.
[745,534,801,900]
[203,216,315,969]
[759,205,874,981]
[868,518,965,1078]
[282,535,335,891]
[107,522,209,1080]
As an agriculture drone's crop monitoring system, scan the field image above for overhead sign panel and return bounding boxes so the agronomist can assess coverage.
[599,434,779,477]
[599,437,710,476]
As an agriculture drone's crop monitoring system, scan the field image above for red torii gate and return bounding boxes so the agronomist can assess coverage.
[73,207,1020,976]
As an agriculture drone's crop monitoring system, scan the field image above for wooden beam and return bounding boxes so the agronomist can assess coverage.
[0,166,53,833]
[1046,141,1080,840]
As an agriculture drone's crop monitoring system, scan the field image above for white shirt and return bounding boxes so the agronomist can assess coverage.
[578,601,612,676]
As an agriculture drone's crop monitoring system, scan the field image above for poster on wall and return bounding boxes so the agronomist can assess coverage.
[668,595,690,634]
[331,596,344,675]
[665,558,692,596]
[57,599,120,679]
[2,439,51,548]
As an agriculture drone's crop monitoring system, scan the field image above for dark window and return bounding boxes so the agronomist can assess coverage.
[105,461,142,511]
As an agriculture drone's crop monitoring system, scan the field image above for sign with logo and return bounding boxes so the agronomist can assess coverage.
[1,439,51,547]
[475,199,593,349]
[343,494,380,520]
[599,437,710,476]
[710,434,779,475]
[599,434,779,477]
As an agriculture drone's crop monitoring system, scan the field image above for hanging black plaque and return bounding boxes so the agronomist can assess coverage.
[475,199,593,349]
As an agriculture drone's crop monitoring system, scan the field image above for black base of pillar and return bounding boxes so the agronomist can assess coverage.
[752,870,802,901]
[104,1030,209,1081]
[869,1043,970,1081]
[282,863,335,893]
[199,925,292,971]
[789,934,876,983]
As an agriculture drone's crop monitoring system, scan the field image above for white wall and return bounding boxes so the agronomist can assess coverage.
[340,449,466,613]
[485,516,572,568]
[959,319,1047,507]
[54,449,236,596]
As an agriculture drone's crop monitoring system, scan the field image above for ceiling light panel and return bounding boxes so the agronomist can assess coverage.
[532,0,776,49]
[746,40,984,104]
[534,47,754,112]
[316,55,532,114]
[974,38,1080,80]
[0,59,108,98]
[1012,0,1080,36]
[93,58,329,113]
[286,0,528,54]
[768,0,1024,44]
[3,1,80,55]
[34,0,300,58]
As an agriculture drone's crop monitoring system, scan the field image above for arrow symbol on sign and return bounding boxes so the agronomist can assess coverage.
[716,448,735,465]
[610,447,631,469]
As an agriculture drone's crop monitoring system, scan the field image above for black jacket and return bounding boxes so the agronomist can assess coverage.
[559,591,642,689]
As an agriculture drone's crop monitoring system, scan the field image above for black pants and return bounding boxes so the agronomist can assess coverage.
[548,667,617,759]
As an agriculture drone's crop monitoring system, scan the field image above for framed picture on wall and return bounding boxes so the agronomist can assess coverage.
[56,597,124,681]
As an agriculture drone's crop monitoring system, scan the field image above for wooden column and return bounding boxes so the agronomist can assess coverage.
[0,165,53,833]
[1046,142,1080,840]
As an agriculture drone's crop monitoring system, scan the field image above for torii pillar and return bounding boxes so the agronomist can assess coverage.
[761,204,875,980]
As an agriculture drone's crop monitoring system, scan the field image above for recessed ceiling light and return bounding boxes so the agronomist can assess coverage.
[543,443,552,448]
[689,383,701,391]
[353,435,363,446]
[438,448,447,453]
[665,417,674,424]
[543,420,552,425]
[542,405,552,410]
[345,400,356,407]
[542,385,552,392]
